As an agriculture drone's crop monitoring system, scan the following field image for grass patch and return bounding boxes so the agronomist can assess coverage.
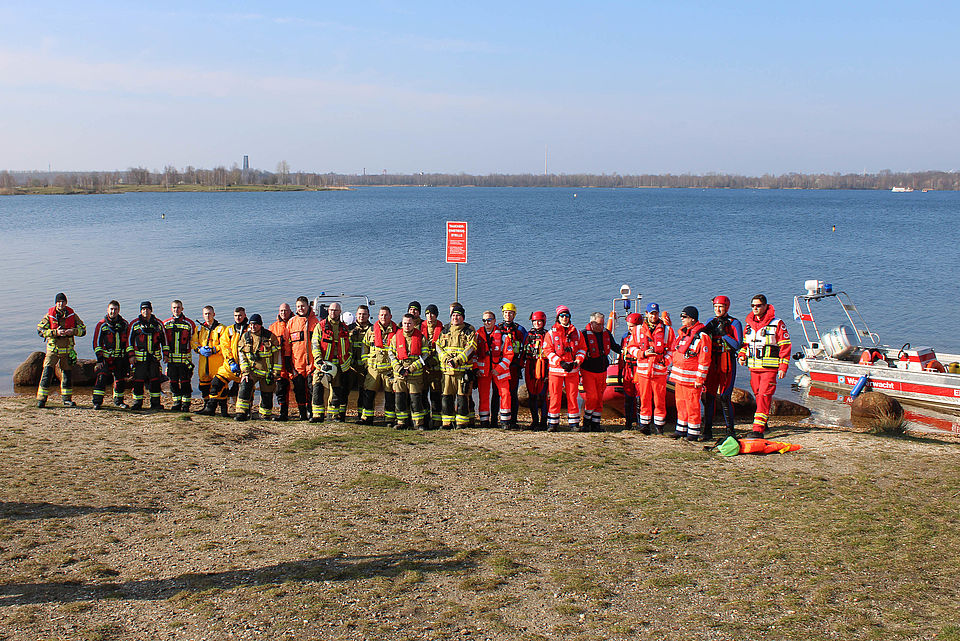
[345,471,407,489]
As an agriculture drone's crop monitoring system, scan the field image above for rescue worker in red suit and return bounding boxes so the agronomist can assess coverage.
[475,311,515,428]
[542,305,587,432]
[163,300,196,412]
[269,302,293,421]
[286,296,319,420]
[618,313,642,429]
[522,311,549,431]
[701,295,743,440]
[580,312,620,432]
[92,300,129,409]
[493,303,527,429]
[626,303,675,435]
[669,306,712,441]
[737,294,791,437]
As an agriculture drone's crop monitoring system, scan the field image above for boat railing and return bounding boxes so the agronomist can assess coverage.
[794,290,880,350]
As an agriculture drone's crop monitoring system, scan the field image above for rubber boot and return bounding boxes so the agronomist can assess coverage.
[131,400,144,411]
[63,399,77,408]
[150,398,162,412]
[274,404,289,422]
[219,400,230,418]
[479,420,490,430]
[92,401,102,410]
[699,427,714,442]
[195,399,216,416]
[298,406,309,421]
[235,411,249,422]
[653,423,664,435]
[37,398,47,408]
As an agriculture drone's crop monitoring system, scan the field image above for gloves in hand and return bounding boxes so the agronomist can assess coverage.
[229,361,241,374]
[561,361,576,372]
[199,346,214,357]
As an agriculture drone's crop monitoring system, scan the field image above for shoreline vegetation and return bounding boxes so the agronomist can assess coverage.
[2,166,959,195]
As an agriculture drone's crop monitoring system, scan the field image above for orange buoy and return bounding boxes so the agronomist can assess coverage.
[924,360,946,373]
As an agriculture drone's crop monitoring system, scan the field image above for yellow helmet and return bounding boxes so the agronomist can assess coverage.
[501,302,517,313]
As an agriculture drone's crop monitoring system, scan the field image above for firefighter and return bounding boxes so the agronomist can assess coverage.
[361,306,398,426]
[407,301,425,333]
[669,306,712,441]
[390,313,431,429]
[310,301,352,423]
[580,311,620,432]
[542,305,586,431]
[287,296,319,420]
[737,294,791,437]
[195,307,248,417]
[702,295,743,439]
[475,311,514,428]
[36,293,86,408]
[421,304,444,427]
[163,300,196,412]
[495,302,527,428]
[522,311,549,430]
[191,305,227,416]
[618,313,642,429]
[626,303,675,435]
[235,314,281,421]
[127,301,166,411]
[91,300,129,409]
[347,304,372,422]
[269,302,293,421]
[435,303,477,429]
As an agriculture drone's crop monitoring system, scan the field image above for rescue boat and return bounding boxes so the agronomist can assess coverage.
[793,280,960,410]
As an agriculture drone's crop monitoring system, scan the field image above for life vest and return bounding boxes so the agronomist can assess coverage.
[669,322,711,387]
[395,331,423,361]
[631,321,674,379]
[744,320,784,369]
[583,325,612,358]
[423,320,443,343]
[498,322,527,369]
[524,328,549,381]
[374,321,397,348]
[46,306,77,331]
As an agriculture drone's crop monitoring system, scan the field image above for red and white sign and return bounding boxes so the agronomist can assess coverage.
[446,221,468,264]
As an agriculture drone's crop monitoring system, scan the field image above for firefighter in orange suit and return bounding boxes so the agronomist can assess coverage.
[669,306,712,441]
[626,303,675,435]
[475,311,514,428]
[191,305,227,416]
[580,311,620,432]
[542,305,586,431]
[286,296,319,420]
[737,294,791,438]
[269,302,293,421]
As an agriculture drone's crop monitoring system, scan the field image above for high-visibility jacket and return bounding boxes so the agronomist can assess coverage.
[669,322,712,387]
[390,329,429,378]
[286,311,319,376]
[191,320,225,382]
[435,323,478,375]
[127,316,166,362]
[498,322,528,373]
[219,321,249,372]
[163,314,196,365]
[38,306,86,358]
[349,322,372,372]
[269,316,291,378]
[92,316,128,360]
[312,318,351,370]
[421,319,444,369]
[542,323,586,377]
[476,326,514,380]
[238,328,281,379]
[738,305,791,374]
[363,321,398,373]
[627,321,675,379]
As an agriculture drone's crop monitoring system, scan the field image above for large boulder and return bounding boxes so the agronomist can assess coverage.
[60,359,98,386]
[731,387,756,411]
[851,391,905,433]
[13,352,46,386]
[770,398,812,417]
[517,383,529,404]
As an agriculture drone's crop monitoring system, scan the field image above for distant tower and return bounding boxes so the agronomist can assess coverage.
[242,155,249,183]
[242,155,249,170]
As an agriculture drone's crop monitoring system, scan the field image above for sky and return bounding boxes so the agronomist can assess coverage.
[0,1,957,175]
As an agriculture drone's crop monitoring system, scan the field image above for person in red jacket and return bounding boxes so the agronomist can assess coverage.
[542,305,586,432]
[286,296,319,420]
[737,294,791,437]
[618,312,642,429]
[580,312,620,432]
[523,311,549,430]
[269,302,293,421]
[626,303,675,435]
[669,306,712,441]
[475,311,514,428]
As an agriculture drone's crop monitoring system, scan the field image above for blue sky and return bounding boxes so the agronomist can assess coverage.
[1,1,957,174]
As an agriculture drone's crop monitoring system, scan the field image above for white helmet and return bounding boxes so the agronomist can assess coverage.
[341,311,355,325]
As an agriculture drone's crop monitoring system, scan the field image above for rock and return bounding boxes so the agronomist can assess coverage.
[851,391,904,432]
[13,352,46,386]
[770,398,811,417]
[731,387,756,410]
[517,383,529,404]
[62,359,98,386]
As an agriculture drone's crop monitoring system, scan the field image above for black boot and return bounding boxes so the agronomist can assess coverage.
[131,400,144,411]
[219,400,230,418]
[170,401,182,412]
[298,406,309,421]
[274,404,289,422]
[699,427,713,442]
[195,399,217,416]
[37,398,46,408]
[235,412,249,422]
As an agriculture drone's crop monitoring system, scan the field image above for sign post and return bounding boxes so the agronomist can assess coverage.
[445,221,468,302]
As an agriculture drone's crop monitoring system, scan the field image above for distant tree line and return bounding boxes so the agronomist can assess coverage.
[2,166,959,191]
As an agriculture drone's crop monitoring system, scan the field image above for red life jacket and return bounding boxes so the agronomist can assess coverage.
[47,306,77,331]
[675,322,706,356]
[374,321,398,348]
[317,319,349,359]
[422,321,443,342]
[583,325,612,358]
[395,331,423,360]
[549,323,582,359]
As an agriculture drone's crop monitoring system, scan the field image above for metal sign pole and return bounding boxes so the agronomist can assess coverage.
[455,264,459,302]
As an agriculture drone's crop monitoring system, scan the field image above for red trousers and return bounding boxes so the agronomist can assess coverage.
[637,375,667,427]
[548,373,581,429]
[477,374,510,423]
[622,362,638,398]
[750,369,778,430]
[674,384,703,435]
[580,370,606,415]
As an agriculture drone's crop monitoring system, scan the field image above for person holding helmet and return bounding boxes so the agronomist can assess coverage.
[626,303,674,434]
[191,305,226,416]
[542,305,586,431]
[669,306,712,441]
[310,301,351,423]
[235,314,281,421]
[737,294,791,438]
[580,311,620,431]
[361,306,398,426]
[701,295,743,439]
[522,310,550,430]
[127,301,166,411]
[390,313,431,429]
[195,307,248,417]
[495,302,527,429]
[91,300,129,409]
[435,303,477,429]
[36,293,86,408]
[618,312,642,429]
[269,302,293,421]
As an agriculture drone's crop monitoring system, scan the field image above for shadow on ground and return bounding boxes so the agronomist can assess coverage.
[0,548,480,606]
[0,502,163,521]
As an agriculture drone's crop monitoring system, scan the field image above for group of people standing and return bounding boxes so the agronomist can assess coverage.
[35,291,791,438]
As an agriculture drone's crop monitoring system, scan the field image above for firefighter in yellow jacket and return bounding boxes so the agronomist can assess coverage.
[360,306,398,426]
[434,303,477,429]
[191,305,227,416]
[310,301,352,423]
[390,313,431,429]
[235,314,281,421]
[37,292,86,408]
[196,307,248,417]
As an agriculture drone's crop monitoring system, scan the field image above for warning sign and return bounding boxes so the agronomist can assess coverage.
[446,221,468,264]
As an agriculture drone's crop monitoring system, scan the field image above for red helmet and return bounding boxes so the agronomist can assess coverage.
[626,313,642,324]
[530,310,547,322]
[712,295,731,307]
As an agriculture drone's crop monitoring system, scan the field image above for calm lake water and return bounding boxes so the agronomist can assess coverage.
[2,187,957,431]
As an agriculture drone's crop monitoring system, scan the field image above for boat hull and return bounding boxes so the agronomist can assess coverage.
[801,357,960,410]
